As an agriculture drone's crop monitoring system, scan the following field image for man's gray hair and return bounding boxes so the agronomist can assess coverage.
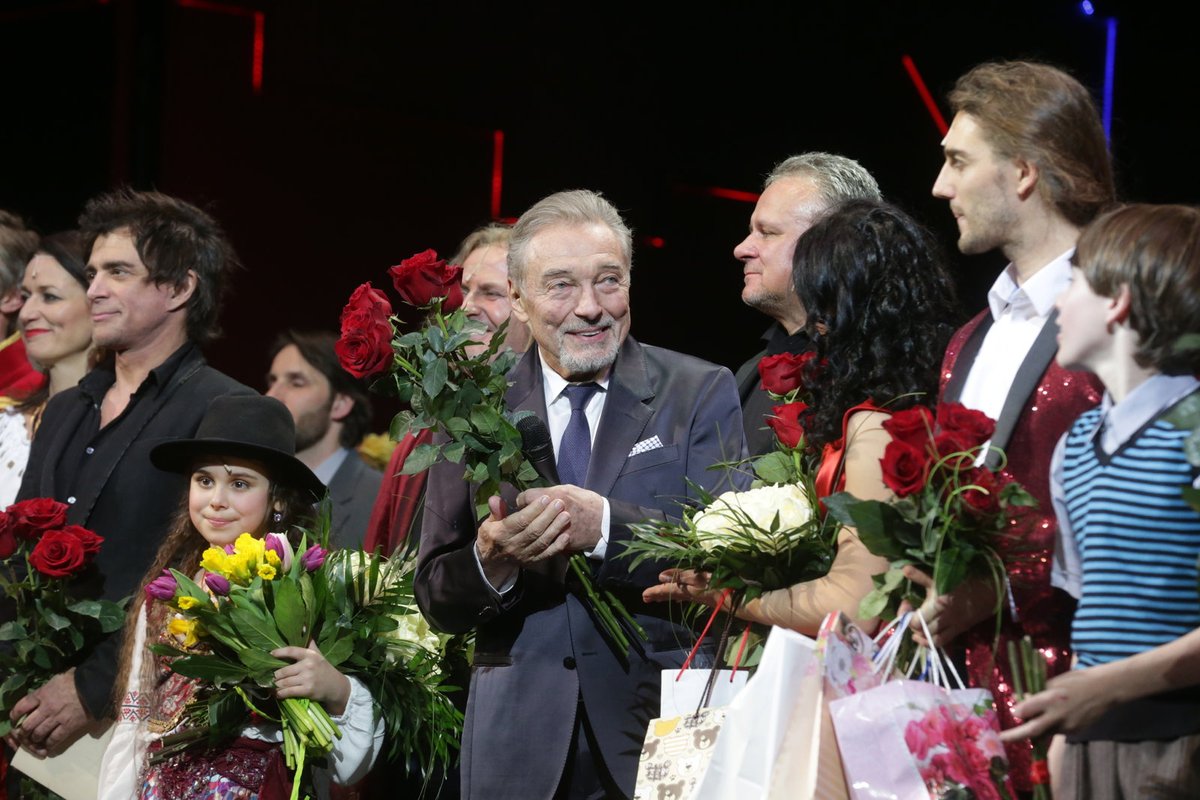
[765,152,882,208]
[508,189,632,288]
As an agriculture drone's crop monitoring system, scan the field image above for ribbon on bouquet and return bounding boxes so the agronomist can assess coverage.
[675,589,755,712]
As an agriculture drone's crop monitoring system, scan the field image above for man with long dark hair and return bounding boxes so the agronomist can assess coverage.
[923,60,1112,791]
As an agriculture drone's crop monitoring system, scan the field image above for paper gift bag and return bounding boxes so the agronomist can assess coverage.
[11,721,114,800]
[691,626,817,799]
[660,668,749,720]
[634,707,727,800]
[767,612,884,800]
[830,680,1014,800]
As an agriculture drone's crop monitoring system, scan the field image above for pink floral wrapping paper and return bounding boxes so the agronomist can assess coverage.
[830,680,1014,800]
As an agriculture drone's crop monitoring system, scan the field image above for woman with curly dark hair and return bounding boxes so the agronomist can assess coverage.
[646,199,959,635]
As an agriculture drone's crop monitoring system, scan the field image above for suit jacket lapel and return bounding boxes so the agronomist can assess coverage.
[942,314,993,404]
[985,310,1062,467]
[587,337,652,497]
[34,397,87,499]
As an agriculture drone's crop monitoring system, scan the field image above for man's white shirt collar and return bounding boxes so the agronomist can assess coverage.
[986,248,1074,322]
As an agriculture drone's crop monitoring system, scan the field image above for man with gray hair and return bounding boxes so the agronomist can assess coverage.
[415,189,747,799]
[732,153,882,454]
[0,209,44,398]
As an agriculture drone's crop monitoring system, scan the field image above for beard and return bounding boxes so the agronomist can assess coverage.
[294,400,334,452]
[554,315,623,379]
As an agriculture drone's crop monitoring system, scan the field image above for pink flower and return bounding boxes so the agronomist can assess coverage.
[145,570,177,601]
[301,545,327,572]
[204,572,231,596]
[264,532,293,571]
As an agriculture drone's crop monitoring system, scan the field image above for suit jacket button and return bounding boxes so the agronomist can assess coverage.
[562,656,576,670]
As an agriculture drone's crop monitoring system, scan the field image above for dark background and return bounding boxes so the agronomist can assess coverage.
[2,0,1195,423]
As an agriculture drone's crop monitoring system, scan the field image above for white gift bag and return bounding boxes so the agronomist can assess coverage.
[691,626,817,799]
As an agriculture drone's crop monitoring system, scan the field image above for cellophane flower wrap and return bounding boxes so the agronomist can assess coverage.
[0,498,125,736]
[625,351,835,608]
[336,249,643,655]
[822,402,1036,622]
[149,531,466,799]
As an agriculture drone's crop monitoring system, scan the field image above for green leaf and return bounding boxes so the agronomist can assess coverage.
[319,634,356,668]
[422,357,448,397]
[823,493,915,560]
[236,648,289,676]
[42,608,71,631]
[858,587,891,620]
[170,653,257,684]
[401,443,442,475]
[0,622,27,642]
[1183,486,1200,514]
[272,579,307,647]
[752,451,793,485]
[444,441,466,464]
[68,599,127,633]
[227,603,285,653]
[469,405,502,435]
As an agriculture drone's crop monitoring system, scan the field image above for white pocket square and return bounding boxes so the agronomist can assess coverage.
[629,436,663,457]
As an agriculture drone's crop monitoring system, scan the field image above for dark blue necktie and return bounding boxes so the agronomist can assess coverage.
[557,383,599,487]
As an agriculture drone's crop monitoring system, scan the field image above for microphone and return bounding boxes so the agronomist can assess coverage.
[517,415,559,486]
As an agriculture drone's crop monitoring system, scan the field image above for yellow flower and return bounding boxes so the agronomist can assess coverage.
[234,532,265,561]
[257,563,277,581]
[177,596,201,611]
[357,433,397,471]
[265,550,281,567]
[200,547,229,576]
[168,617,202,648]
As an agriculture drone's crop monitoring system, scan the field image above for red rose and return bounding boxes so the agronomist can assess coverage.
[757,352,815,396]
[960,468,1002,517]
[0,519,15,560]
[387,249,464,311]
[882,405,934,449]
[28,530,88,578]
[336,283,395,379]
[936,402,995,449]
[61,524,103,556]
[880,440,932,497]
[5,497,69,540]
[931,430,976,472]
[765,402,808,449]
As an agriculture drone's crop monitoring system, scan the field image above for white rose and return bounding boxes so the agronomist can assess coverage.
[692,484,814,552]
[383,606,445,665]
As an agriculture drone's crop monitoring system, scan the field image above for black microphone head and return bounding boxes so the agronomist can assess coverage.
[517,414,555,459]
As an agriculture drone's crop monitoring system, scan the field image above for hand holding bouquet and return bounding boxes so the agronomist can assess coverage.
[0,498,125,736]
[823,402,1035,623]
[149,532,464,799]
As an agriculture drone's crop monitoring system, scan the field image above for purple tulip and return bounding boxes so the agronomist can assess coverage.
[204,572,231,596]
[301,544,327,572]
[145,569,177,601]
[224,543,237,555]
[264,532,294,571]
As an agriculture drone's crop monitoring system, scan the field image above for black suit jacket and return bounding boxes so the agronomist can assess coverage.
[415,336,747,800]
[17,344,254,717]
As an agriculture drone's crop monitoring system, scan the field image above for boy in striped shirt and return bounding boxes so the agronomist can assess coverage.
[1002,203,1200,798]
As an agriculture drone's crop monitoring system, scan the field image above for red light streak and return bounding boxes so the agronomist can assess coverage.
[703,187,760,204]
[901,54,948,136]
[176,0,263,94]
[491,130,504,220]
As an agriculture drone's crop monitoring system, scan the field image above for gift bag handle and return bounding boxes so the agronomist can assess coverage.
[869,611,965,691]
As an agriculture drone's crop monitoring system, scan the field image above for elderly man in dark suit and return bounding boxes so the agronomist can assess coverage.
[415,189,747,800]
[10,189,254,758]
[266,329,381,548]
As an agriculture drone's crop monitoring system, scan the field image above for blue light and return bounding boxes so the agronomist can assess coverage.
[1081,0,1095,15]
[1103,17,1117,142]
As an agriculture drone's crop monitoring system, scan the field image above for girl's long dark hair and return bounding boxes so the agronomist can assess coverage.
[792,199,961,449]
[110,476,318,712]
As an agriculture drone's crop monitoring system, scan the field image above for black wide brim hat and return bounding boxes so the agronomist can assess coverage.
[150,394,326,500]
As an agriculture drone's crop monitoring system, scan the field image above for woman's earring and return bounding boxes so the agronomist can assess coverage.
[272,511,283,524]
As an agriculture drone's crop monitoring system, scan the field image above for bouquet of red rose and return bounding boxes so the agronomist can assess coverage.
[823,402,1035,622]
[336,250,640,653]
[0,498,125,736]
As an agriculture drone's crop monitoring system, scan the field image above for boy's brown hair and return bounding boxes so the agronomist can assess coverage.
[1074,203,1200,375]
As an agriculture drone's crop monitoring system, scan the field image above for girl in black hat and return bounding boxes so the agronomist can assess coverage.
[99,394,382,800]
